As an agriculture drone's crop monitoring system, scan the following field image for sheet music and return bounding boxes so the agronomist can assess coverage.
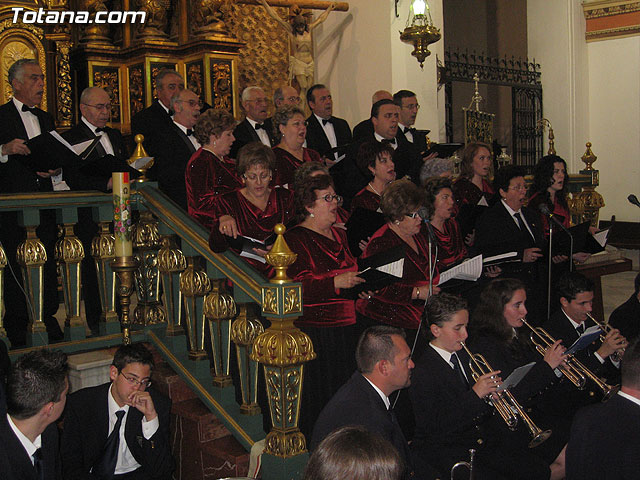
[240,250,266,264]
[68,137,96,155]
[592,228,610,247]
[483,251,518,264]
[438,254,482,285]
[376,258,404,278]
[130,157,153,170]
[49,130,78,152]
[497,362,536,392]
[565,325,602,356]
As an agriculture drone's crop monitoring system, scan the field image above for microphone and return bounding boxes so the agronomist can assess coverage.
[417,207,436,242]
[538,204,571,234]
[628,194,640,208]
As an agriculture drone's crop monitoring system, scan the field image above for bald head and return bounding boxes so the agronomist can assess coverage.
[80,87,111,128]
[372,90,392,104]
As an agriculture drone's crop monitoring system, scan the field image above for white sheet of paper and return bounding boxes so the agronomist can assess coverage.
[49,130,79,152]
[438,254,483,285]
[477,196,489,207]
[376,258,404,278]
[68,137,96,155]
[497,362,536,392]
[591,228,609,248]
[130,156,153,170]
[483,251,518,264]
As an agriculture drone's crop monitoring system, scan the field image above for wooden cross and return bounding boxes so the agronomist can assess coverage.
[240,0,349,12]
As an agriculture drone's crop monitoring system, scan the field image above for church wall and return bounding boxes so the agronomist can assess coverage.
[313,0,444,140]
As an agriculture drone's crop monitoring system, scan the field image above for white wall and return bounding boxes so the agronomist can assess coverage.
[313,0,444,138]
[528,0,639,222]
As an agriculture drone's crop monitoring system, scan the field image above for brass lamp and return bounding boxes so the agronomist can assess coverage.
[400,0,441,69]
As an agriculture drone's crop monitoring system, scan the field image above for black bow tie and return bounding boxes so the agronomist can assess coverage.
[322,117,334,126]
[186,129,193,136]
[403,126,416,135]
[254,123,265,131]
[21,104,37,114]
[95,127,107,133]
[381,138,397,147]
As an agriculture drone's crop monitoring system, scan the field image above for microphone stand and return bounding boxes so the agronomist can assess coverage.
[547,221,553,320]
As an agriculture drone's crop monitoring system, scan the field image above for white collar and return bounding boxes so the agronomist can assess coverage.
[618,390,640,408]
[362,374,390,410]
[374,132,396,145]
[6,414,41,460]
[399,123,409,132]
[561,308,584,331]
[501,198,522,217]
[429,342,455,365]
[108,383,130,419]
[158,100,170,114]
[12,97,36,114]
[246,117,265,128]
[81,116,104,135]
[173,120,191,135]
[314,112,331,124]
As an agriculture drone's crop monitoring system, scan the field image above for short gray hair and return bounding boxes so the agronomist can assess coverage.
[420,157,453,184]
[8,58,39,86]
[242,86,264,103]
[80,86,107,105]
[155,68,183,91]
[170,88,195,110]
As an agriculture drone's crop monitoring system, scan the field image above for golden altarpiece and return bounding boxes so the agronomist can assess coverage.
[0,0,345,133]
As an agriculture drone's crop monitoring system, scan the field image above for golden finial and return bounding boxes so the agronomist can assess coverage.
[581,142,597,171]
[128,134,154,182]
[468,73,483,112]
[265,224,297,284]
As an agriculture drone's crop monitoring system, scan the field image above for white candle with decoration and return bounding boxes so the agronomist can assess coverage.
[112,172,133,257]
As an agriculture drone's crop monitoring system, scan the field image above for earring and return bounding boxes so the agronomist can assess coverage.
[394,220,400,225]
[309,213,315,218]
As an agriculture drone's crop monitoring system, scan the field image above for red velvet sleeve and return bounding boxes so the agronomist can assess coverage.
[186,149,218,231]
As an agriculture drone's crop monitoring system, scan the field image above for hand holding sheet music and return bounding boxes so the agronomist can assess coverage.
[565,325,602,356]
[438,254,483,285]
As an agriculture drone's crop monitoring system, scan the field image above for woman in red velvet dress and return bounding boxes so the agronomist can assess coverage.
[356,179,440,336]
[186,109,243,231]
[350,141,396,213]
[208,142,294,275]
[284,173,365,437]
[452,142,495,239]
[528,155,590,264]
[293,161,349,224]
[271,105,323,188]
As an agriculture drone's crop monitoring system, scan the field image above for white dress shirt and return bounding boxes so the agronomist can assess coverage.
[107,384,160,475]
[399,123,414,143]
[429,343,470,384]
[0,97,43,163]
[172,121,200,150]
[246,117,271,147]
[7,414,41,466]
[314,113,342,161]
[363,374,390,410]
[82,117,114,156]
[501,199,535,240]
[374,132,397,150]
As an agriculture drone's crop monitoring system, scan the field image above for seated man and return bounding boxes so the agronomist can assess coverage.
[609,271,640,344]
[310,325,418,479]
[566,338,640,479]
[61,343,173,480]
[1,349,69,480]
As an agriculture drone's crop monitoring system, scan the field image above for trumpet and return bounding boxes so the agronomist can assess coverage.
[459,342,551,448]
[451,448,475,480]
[585,312,626,363]
[520,317,619,402]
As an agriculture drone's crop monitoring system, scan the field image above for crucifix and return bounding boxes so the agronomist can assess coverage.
[249,0,349,98]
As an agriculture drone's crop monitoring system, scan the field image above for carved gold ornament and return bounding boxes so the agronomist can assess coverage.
[251,325,316,367]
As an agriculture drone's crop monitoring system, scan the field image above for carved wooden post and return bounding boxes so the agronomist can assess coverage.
[133,210,165,326]
[55,210,86,341]
[91,220,120,335]
[231,303,264,415]
[157,235,186,338]
[180,257,211,360]
[204,279,237,387]
[251,224,315,477]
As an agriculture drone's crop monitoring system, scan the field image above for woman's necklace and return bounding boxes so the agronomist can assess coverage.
[368,182,381,196]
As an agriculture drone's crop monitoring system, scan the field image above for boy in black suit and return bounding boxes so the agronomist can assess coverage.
[1,349,69,480]
[61,343,173,480]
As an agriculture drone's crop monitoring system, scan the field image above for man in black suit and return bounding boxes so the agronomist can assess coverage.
[352,90,392,141]
[475,165,551,321]
[131,69,184,146]
[62,86,138,334]
[0,58,62,345]
[1,348,69,480]
[310,325,416,479]
[393,89,428,154]
[229,86,276,159]
[146,88,201,210]
[609,272,640,344]
[566,337,640,479]
[304,84,352,162]
[61,343,174,480]
[541,272,626,417]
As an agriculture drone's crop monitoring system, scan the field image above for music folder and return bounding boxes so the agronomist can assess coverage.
[24,130,80,171]
[551,221,610,255]
[340,244,405,299]
[496,362,536,392]
[346,207,386,257]
[421,142,464,159]
[226,233,277,264]
[565,325,602,356]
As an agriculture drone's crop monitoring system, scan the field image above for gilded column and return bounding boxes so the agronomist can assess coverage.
[157,235,186,337]
[203,279,237,387]
[91,221,120,334]
[251,224,315,459]
[179,257,211,360]
[16,226,48,346]
[133,211,165,326]
[231,303,264,415]
[570,142,605,227]
[55,39,73,128]
[55,223,86,340]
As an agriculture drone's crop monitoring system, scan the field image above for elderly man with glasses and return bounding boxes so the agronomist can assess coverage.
[61,343,174,480]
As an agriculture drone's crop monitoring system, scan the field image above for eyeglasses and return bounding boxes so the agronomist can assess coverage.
[243,172,271,181]
[405,211,421,219]
[508,185,528,192]
[83,103,111,111]
[317,194,342,203]
[176,99,203,108]
[246,98,268,105]
[119,371,152,388]
[287,96,301,104]
[402,103,420,111]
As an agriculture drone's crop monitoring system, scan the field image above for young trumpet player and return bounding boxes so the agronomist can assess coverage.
[468,278,570,479]
[541,271,626,418]
[409,292,560,480]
